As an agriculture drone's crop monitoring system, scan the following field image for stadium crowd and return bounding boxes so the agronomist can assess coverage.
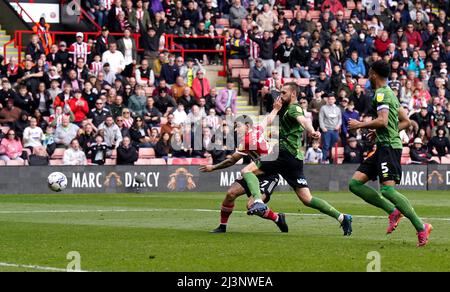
[0,0,449,166]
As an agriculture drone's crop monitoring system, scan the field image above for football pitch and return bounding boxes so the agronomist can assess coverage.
[0,191,449,272]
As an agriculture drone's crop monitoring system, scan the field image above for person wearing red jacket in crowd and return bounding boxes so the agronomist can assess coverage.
[405,22,423,49]
[53,82,72,109]
[68,89,89,125]
[192,70,211,101]
[321,0,344,15]
[374,31,392,56]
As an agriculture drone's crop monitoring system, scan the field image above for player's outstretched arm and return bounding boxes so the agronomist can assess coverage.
[297,115,321,139]
[199,152,243,172]
[398,107,412,131]
[349,109,389,130]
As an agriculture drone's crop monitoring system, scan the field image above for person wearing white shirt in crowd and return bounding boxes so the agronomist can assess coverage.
[305,140,323,164]
[102,42,126,75]
[173,104,188,126]
[22,117,44,149]
[63,138,87,165]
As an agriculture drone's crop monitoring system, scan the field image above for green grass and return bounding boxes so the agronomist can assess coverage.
[0,191,449,272]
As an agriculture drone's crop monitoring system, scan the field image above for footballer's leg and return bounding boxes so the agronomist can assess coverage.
[376,147,432,246]
[240,162,268,216]
[210,182,245,233]
[348,150,401,234]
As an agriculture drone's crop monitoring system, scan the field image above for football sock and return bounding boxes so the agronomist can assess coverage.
[261,208,279,222]
[349,179,396,215]
[220,203,235,225]
[243,172,263,200]
[307,197,341,221]
[380,186,425,232]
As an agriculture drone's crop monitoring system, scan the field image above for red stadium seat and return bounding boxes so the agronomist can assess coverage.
[401,157,412,165]
[299,10,307,19]
[297,78,310,87]
[6,160,25,166]
[283,10,294,19]
[0,160,6,166]
[440,156,450,164]
[49,159,63,166]
[402,147,410,156]
[190,158,209,165]
[239,68,250,78]
[105,159,116,165]
[167,158,191,165]
[111,149,117,159]
[139,148,155,159]
[228,59,245,69]
[51,148,66,159]
[231,68,241,79]
[134,158,166,165]
[241,78,250,90]
[309,10,321,20]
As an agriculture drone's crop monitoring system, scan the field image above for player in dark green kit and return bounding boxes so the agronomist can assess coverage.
[348,60,432,247]
[241,82,353,236]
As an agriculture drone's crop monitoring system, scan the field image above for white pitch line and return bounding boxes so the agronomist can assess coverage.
[0,262,91,272]
[0,208,449,222]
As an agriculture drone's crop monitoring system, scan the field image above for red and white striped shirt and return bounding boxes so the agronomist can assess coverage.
[69,42,91,64]
[245,33,260,60]
[264,78,285,90]
[90,61,103,76]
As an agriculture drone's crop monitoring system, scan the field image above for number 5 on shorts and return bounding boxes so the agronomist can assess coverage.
[381,162,389,174]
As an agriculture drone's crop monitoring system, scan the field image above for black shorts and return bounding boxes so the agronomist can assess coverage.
[235,174,280,203]
[257,149,309,189]
[357,146,402,184]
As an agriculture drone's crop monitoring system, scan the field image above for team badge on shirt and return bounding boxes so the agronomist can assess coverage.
[376,93,385,102]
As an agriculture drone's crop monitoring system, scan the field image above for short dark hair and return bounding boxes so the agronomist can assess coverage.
[371,60,390,78]
[235,115,254,127]
[284,82,300,97]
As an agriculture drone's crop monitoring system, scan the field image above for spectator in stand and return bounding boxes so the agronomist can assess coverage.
[275,36,294,78]
[68,90,89,126]
[98,115,123,152]
[22,117,44,150]
[54,115,80,148]
[32,17,53,55]
[249,58,269,106]
[121,108,134,129]
[291,37,311,78]
[128,86,147,117]
[216,81,237,116]
[135,59,155,87]
[143,97,162,128]
[343,137,363,164]
[128,0,151,33]
[13,111,30,139]
[77,123,96,154]
[429,127,450,158]
[192,70,211,101]
[256,3,277,32]
[0,99,21,127]
[171,76,192,101]
[229,0,248,28]
[408,50,425,76]
[248,30,275,75]
[173,103,188,126]
[26,35,45,62]
[155,132,172,159]
[374,31,392,56]
[405,22,423,50]
[410,137,432,164]
[307,48,325,79]
[69,32,91,65]
[129,116,152,148]
[63,138,87,165]
[319,95,341,163]
[154,88,177,117]
[0,129,23,162]
[342,101,360,144]
[116,136,138,165]
[321,0,344,14]
[178,87,197,111]
[160,54,179,86]
[28,146,49,166]
[102,42,126,78]
[3,57,23,85]
[88,98,110,128]
[345,51,366,78]
[88,134,111,165]
[304,140,323,164]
